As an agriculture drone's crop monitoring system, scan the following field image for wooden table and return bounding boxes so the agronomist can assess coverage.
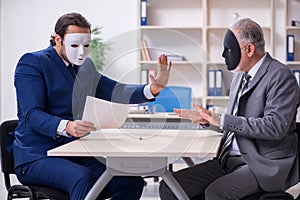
[48,128,222,200]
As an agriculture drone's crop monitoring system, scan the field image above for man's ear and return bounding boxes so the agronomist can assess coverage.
[54,34,62,47]
[247,43,255,57]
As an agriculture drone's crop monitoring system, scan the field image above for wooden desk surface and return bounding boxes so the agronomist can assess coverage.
[48,129,222,158]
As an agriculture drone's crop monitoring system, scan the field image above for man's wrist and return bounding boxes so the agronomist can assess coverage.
[144,84,156,99]
[220,114,225,129]
[150,84,161,96]
[211,113,222,127]
[57,120,71,137]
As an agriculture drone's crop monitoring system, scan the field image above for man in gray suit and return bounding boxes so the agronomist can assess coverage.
[159,18,300,200]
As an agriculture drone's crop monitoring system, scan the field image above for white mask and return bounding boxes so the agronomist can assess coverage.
[64,33,91,65]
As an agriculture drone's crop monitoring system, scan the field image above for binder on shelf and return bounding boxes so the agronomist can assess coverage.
[287,34,295,61]
[140,68,148,84]
[208,69,223,96]
[208,70,215,96]
[215,69,223,96]
[140,0,148,26]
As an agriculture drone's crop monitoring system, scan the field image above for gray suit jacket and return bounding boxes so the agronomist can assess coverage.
[218,53,300,191]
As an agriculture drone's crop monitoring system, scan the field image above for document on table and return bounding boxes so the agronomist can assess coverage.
[82,96,129,130]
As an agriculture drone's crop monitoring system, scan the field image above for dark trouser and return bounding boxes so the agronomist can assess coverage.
[159,156,262,200]
[15,156,144,200]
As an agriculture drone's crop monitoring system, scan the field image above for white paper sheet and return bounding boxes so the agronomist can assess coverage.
[82,96,129,129]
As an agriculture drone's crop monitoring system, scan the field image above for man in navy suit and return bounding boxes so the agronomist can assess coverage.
[160,18,300,199]
[13,12,171,200]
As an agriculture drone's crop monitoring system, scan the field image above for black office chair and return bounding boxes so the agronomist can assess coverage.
[241,122,300,200]
[0,120,69,200]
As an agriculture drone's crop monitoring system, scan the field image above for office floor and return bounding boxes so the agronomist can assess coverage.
[1,162,300,200]
[0,156,197,200]
[0,161,165,200]
[0,175,160,200]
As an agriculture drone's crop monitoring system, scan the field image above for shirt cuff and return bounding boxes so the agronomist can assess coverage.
[143,84,155,100]
[220,114,225,130]
[57,120,71,137]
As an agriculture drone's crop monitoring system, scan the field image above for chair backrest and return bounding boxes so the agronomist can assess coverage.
[0,120,18,190]
[148,86,192,112]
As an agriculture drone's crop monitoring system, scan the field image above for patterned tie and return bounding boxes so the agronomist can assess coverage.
[241,73,251,94]
[218,73,251,167]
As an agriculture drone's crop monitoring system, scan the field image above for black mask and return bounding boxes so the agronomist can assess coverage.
[222,29,241,71]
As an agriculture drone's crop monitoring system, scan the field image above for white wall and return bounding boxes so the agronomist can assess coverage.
[0,0,138,121]
[0,0,293,122]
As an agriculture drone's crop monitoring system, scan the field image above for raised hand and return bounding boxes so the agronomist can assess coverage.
[149,54,172,95]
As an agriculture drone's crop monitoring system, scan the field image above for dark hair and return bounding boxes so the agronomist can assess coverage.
[50,12,91,46]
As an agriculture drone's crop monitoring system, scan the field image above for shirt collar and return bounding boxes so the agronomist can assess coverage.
[62,59,70,67]
[247,53,266,80]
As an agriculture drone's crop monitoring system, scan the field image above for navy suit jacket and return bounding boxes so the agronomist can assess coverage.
[13,45,150,168]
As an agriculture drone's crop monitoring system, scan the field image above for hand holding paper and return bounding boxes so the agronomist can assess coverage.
[65,120,96,138]
[82,96,129,130]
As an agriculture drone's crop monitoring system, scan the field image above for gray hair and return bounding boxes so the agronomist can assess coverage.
[230,18,265,53]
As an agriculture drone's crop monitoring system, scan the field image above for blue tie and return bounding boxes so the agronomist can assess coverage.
[67,64,78,78]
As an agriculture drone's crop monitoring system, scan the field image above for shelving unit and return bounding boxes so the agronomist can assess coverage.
[284,0,300,122]
[284,0,300,69]
[137,0,275,110]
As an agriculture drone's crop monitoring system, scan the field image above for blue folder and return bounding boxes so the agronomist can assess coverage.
[287,34,295,61]
[140,0,148,26]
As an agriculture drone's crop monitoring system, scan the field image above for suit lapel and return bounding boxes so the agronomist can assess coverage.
[241,53,272,96]
[45,46,75,86]
[227,73,243,114]
[220,72,244,153]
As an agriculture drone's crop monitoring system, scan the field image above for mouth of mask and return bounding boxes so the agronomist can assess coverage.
[64,33,91,65]
[222,29,241,71]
